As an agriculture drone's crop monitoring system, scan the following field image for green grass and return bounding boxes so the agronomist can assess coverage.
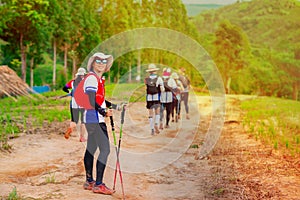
[7,187,21,200]
[45,172,56,184]
[105,83,145,102]
[0,91,71,150]
[190,144,199,149]
[212,187,225,196]
[241,96,300,155]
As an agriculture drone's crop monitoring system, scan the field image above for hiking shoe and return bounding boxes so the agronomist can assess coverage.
[64,127,72,139]
[83,181,95,190]
[92,183,115,195]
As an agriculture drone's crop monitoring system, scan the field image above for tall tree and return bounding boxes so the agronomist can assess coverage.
[47,0,101,86]
[273,51,300,100]
[75,0,101,67]
[0,0,49,82]
[47,0,69,87]
[100,0,132,83]
[214,20,250,94]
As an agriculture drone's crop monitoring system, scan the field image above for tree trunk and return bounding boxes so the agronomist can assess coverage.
[72,57,76,78]
[137,50,141,82]
[292,81,299,101]
[128,60,132,83]
[30,57,34,88]
[20,33,27,82]
[64,45,68,79]
[53,38,57,87]
[117,60,120,83]
[226,77,231,94]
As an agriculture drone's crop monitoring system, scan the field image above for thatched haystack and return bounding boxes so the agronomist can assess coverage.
[0,65,31,98]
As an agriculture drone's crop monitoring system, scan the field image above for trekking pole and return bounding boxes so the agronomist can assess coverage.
[109,115,118,190]
[107,105,119,192]
[112,105,126,199]
[109,110,124,198]
[53,93,71,100]
[118,104,126,199]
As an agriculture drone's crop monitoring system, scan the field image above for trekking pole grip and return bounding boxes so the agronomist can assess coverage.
[110,116,115,131]
[109,106,115,131]
[121,104,126,124]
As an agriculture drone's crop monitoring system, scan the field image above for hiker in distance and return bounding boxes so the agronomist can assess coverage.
[160,68,177,129]
[62,67,87,142]
[170,72,184,122]
[179,67,191,120]
[144,63,165,135]
[80,52,116,195]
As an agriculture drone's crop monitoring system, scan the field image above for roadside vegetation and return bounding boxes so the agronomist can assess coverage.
[6,187,22,200]
[241,97,300,156]
[0,91,70,151]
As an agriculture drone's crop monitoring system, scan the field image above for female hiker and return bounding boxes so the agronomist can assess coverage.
[179,67,191,120]
[160,68,177,129]
[63,67,87,142]
[170,72,184,122]
[81,52,115,195]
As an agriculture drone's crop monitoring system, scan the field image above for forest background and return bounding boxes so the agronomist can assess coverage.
[0,0,300,100]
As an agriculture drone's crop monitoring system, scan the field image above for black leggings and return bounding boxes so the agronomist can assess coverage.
[171,98,180,118]
[84,123,110,184]
[160,103,172,126]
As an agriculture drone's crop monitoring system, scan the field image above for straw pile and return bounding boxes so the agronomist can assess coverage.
[0,65,31,98]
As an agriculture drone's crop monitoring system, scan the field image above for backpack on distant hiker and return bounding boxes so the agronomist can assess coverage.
[145,77,160,94]
[74,73,105,109]
[179,75,189,89]
[163,78,172,92]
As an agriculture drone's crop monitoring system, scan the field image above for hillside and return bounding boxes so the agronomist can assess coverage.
[184,4,222,16]
[192,0,300,50]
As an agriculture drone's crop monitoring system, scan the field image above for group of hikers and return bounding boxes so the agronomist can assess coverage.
[144,63,190,135]
[60,52,190,196]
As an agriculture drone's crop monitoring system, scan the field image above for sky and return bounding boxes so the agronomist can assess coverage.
[181,0,241,5]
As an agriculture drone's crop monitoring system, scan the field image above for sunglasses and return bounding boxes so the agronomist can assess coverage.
[95,59,108,64]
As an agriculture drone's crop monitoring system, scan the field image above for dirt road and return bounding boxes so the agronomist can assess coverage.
[0,96,299,200]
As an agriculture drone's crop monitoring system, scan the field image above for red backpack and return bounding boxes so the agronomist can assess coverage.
[74,73,105,109]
